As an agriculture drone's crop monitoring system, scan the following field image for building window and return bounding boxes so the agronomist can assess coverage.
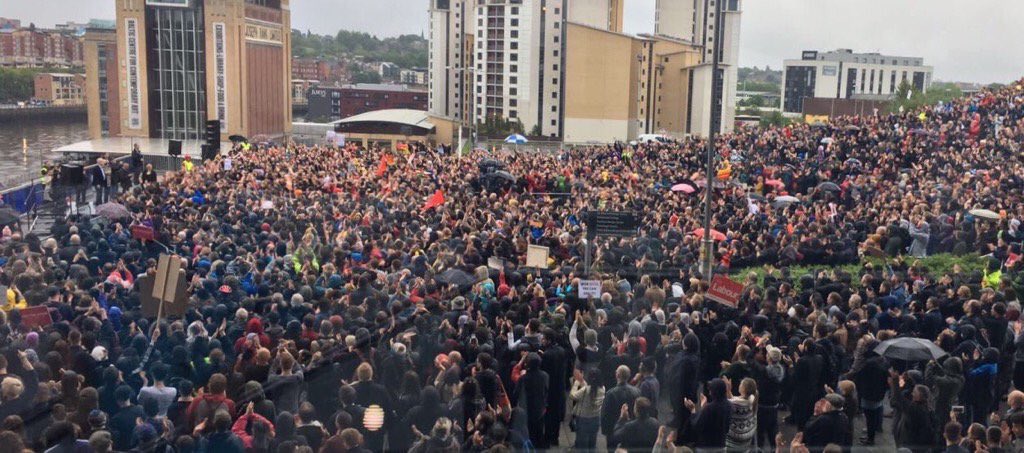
[509,110,517,118]
[551,105,556,112]
[511,42,518,50]
[552,64,558,70]
[554,7,560,14]
[510,99,517,106]
[552,78,557,84]
[554,22,560,29]
[510,76,518,84]
[511,6,518,14]
[551,119,556,125]
[553,35,559,43]
[551,92,557,99]
[510,53,518,61]
[511,30,518,38]
[510,88,517,95]
[511,65,517,72]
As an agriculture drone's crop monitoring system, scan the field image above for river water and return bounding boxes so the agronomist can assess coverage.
[0,117,89,186]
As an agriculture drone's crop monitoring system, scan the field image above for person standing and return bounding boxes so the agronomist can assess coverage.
[601,365,640,448]
[539,328,567,448]
[91,159,108,205]
[512,352,549,449]
[569,368,604,451]
[846,339,890,445]
[685,378,732,449]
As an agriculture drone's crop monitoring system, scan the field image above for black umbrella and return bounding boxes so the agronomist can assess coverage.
[747,193,767,202]
[874,337,947,362]
[492,170,516,182]
[436,268,476,287]
[0,208,19,226]
[817,182,841,192]
[228,135,248,143]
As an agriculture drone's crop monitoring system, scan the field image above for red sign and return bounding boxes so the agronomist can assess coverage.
[706,275,744,307]
[20,306,52,328]
[131,224,155,241]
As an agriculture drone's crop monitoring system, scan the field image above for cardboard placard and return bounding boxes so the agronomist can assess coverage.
[20,306,52,328]
[706,274,744,308]
[526,245,549,269]
[140,271,189,318]
[578,280,601,299]
[152,255,182,304]
[487,256,504,270]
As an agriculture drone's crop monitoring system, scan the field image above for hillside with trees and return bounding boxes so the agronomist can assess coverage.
[291,29,428,69]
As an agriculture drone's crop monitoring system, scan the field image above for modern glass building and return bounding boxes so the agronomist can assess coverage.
[145,2,207,140]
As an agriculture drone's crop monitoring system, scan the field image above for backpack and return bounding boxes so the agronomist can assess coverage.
[191,396,229,431]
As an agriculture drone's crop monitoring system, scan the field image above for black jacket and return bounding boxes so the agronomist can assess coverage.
[803,410,851,451]
[690,399,732,448]
[613,415,660,451]
[601,383,640,436]
[848,353,889,402]
[513,368,549,421]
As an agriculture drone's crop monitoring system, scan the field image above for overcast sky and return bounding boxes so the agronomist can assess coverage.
[2,0,1021,83]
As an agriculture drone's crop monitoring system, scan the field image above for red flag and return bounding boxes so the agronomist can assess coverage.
[375,158,387,177]
[422,189,445,211]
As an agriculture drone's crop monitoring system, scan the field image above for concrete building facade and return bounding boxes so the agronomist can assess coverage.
[429,0,630,139]
[89,0,292,142]
[782,49,934,113]
[655,0,742,136]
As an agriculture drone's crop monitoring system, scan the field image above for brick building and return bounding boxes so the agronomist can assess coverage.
[292,57,330,82]
[0,27,83,68]
[307,83,428,121]
[33,72,86,106]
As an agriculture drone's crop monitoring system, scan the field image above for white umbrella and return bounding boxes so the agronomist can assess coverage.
[504,134,528,145]
[969,209,1000,220]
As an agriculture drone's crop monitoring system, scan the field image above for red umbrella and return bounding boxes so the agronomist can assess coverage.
[671,183,696,194]
[691,228,727,241]
[765,179,785,189]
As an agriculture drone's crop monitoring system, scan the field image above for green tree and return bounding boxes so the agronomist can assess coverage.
[476,115,523,138]
[0,67,79,103]
[888,81,962,113]
[759,111,789,128]
[350,69,381,84]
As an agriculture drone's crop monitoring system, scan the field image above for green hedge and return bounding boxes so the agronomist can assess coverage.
[730,253,991,290]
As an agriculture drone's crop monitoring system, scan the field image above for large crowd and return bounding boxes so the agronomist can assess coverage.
[0,78,1022,453]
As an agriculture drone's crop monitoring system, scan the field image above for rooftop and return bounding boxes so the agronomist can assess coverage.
[331,109,435,130]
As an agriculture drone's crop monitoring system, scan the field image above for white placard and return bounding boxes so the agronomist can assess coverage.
[526,245,549,269]
[578,280,601,299]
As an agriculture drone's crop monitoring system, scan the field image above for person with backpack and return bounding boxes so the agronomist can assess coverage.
[185,373,235,434]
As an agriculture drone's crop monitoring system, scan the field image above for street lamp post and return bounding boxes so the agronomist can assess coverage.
[701,0,724,278]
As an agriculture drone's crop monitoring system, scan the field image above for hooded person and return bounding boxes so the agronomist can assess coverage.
[686,377,732,448]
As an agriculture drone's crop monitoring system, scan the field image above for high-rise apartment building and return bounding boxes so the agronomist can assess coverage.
[86,0,292,141]
[655,0,742,135]
[429,0,624,139]
[429,0,741,141]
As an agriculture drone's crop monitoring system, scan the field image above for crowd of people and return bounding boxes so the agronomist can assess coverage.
[0,77,1022,453]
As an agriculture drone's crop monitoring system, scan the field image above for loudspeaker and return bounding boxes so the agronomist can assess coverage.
[201,144,218,161]
[205,120,221,150]
[168,140,182,157]
[59,164,84,185]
